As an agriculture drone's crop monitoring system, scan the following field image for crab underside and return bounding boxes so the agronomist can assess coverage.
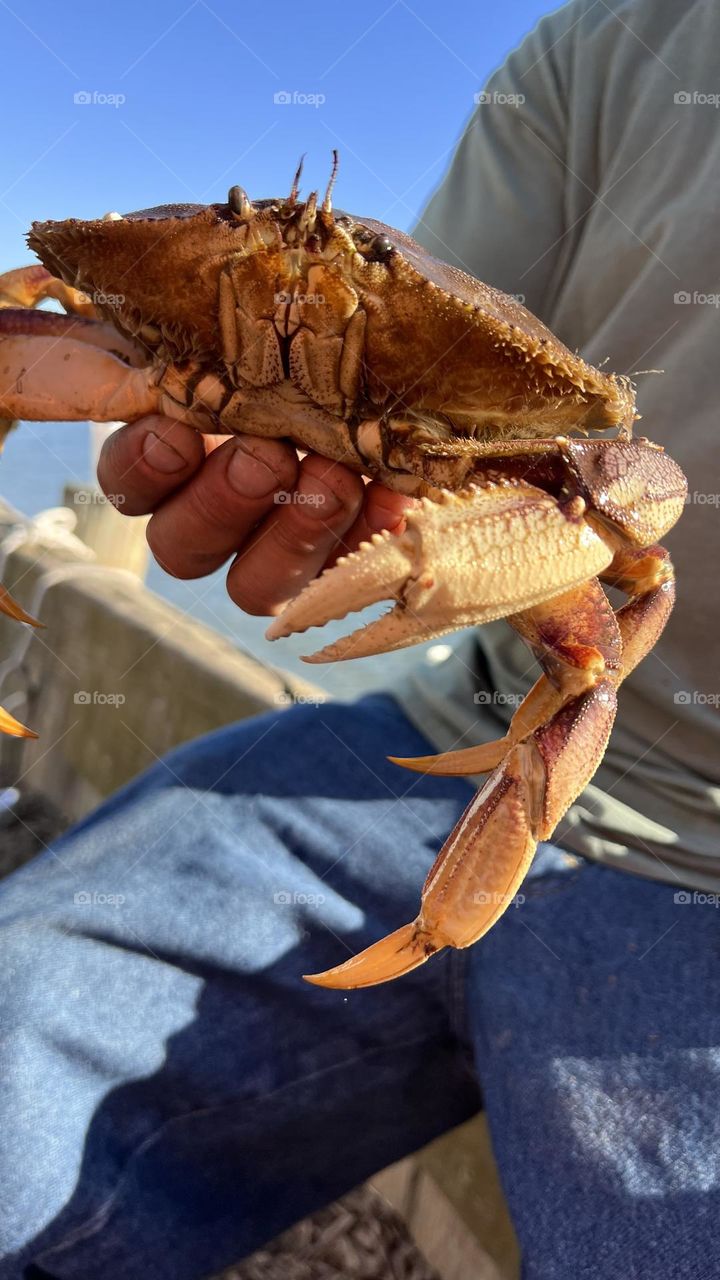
[0,160,687,987]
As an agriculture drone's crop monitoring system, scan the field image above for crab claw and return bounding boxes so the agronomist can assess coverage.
[0,309,158,423]
[0,264,96,316]
[267,483,614,662]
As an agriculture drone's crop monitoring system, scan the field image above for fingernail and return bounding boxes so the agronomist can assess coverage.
[142,430,188,474]
[228,442,280,498]
[296,472,343,516]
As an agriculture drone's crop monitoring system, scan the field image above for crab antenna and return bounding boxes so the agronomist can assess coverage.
[322,150,339,214]
[288,155,305,206]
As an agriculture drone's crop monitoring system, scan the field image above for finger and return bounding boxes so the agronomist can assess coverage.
[146,435,299,579]
[226,453,364,615]
[329,481,418,564]
[97,415,209,515]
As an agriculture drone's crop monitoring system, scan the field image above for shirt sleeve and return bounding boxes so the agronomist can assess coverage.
[411,8,578,327]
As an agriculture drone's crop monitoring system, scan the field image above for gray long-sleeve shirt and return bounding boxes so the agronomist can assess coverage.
[394,0,720,890]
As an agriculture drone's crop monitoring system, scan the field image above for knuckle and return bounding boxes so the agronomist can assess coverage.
[184,478,239,532]
[182,469,273,537]
[267,485,364,560]
[269,511,321,557]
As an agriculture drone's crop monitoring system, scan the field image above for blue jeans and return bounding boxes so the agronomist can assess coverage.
[0,694,716,1279]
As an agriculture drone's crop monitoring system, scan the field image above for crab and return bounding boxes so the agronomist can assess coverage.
[0,156,686,988]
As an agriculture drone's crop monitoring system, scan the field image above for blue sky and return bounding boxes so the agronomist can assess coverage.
[0,0,554,267]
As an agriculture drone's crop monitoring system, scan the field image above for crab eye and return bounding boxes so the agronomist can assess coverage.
[370,234,394,261]
[228,186,253,219]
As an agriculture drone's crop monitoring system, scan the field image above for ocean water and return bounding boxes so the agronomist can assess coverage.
[0,420,449,701]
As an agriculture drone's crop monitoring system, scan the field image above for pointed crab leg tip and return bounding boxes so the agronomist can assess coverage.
[0,707,38,738]
[302,922,438,989]
[387,752,445,773]
[389,740,510,777]
[0,586,42,627]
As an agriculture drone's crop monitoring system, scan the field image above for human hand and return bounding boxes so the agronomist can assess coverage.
[97,415,413,615]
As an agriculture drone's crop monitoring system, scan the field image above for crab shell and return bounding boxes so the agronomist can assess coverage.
[26,190,636,482]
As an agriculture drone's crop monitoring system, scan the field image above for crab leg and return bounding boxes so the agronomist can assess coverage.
[0,559,44,739]
[602,543,675,679]
[0,707,38,739]
[391,576,621,777]
[305,576,622,988]
[304,544,677,988]
[0,584,42,628]
[389,672,566,778]
[392,543,676,778]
